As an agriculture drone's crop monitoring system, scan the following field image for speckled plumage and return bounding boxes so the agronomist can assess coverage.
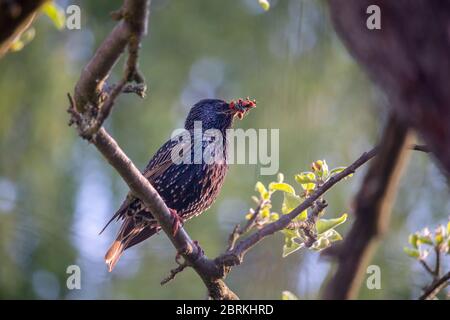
[104,98,255,271]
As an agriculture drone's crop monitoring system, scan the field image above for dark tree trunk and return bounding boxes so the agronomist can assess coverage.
[328,0,450,177]
[0,0,48,57]
[324,0,450,299]
[323,115,413,299]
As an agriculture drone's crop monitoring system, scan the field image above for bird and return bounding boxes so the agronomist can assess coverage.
[103,98,256,271]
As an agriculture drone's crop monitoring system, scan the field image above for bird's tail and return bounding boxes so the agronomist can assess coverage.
[105,216,159,272]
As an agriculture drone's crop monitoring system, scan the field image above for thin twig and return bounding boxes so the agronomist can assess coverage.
[70,0,238,300]
[434,246,441,278]
[420,259,435,276]
[286,199,328,247]
[418,246,448,300]
[92,77,128,133]
[69,0,380,299]
[286,199,327,230]
[241,202,265,234]
[123,83,147,97]
[227,200,266,251]
[419,271,450,300]
[215,148,378,270]
[227,225,241,252]
[161,262,188,285]
[411,144,430,153]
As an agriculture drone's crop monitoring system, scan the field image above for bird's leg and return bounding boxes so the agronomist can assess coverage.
[169,208,184,237]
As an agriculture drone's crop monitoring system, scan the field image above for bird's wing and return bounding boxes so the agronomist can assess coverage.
[142,140,179,181]
[100,136,190,234]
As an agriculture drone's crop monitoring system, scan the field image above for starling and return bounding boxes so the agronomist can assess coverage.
[103,98,256,271]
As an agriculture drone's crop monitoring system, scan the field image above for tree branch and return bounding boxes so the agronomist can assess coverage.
[73,0,147,112]
[433,246,441,279]
[419,271,450,300]
[215,148,378,270]
[70,0,381,299]
[69,0,237,300]
[328,0,450,177]
[417,242,449,300]
[286,199,328,247]
[411,144,430,153]
[227,199,267,251]
[161,260,188,286]
[419,259,434,277]
[322,114,413,299]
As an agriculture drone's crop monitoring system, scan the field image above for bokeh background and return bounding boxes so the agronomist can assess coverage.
[0,0,449,299]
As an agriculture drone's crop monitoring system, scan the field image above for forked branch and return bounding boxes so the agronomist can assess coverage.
[69,0,379,300]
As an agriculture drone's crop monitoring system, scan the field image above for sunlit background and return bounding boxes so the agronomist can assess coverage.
[0,0,448,299]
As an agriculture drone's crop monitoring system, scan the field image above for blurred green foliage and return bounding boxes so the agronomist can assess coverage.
[0,0,448,299]
[403,220,449,299]
[248,161,348,258]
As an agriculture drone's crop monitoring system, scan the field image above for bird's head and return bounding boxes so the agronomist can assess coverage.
[184,98,256,131]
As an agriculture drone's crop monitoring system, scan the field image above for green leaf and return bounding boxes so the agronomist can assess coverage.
[311,237,331,251]
[42,2,66,30]
[321,160,329,178]
[316,213,347,234]
[295,172,316,184]
[297,210,307,221]
[10,39,24,52]
[281,192,307,220]
[435,233,444,246]
[295,172,316,191]
[282,240,304,257]
[258,0,270,11]
[282,291,298,300]
[312,160,329,178]
[282,228,300,240]
[322,229,343,242]
[261,207,270,219]
[308,230,342,252]
[282,192,301,214]
[408,234,419,249]
[22,27,36,42]
[9,27,35,52]
[255,181,269,199]
[403,247,420,259]
[417,235,433,246]
[330,167,346,176]
[269,182,295,194]
[270,212,279,221]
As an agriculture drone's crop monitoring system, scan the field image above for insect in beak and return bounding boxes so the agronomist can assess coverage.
[229,97,257,120]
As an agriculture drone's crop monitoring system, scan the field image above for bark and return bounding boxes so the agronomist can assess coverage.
[70,0,238,300]
[323,115,413,299]
[328,0,450,177]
